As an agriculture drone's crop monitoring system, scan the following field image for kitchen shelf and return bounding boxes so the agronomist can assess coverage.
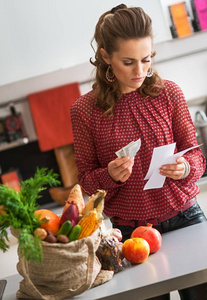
[0,138,29,152]
[154,30,207,64]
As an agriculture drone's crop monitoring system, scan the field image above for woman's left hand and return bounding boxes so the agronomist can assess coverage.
[159,157,185,180]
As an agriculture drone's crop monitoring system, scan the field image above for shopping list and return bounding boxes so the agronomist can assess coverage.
[144,143,201,190]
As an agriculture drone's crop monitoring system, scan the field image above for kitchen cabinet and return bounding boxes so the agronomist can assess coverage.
[0,141,62,205]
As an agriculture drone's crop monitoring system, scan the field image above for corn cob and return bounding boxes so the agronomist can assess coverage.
[81,190,106,218]
[78,209,101,239]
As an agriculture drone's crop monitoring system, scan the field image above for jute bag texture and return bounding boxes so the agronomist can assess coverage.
[14,228,113,300]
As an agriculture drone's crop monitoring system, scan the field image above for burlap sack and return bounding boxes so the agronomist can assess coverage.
[14,229,114,300]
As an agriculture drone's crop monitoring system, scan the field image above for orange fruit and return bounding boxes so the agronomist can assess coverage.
[122,237,150,264]
[34,209,60,235]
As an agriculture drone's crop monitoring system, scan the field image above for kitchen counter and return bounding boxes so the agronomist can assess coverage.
[1,221,207,300]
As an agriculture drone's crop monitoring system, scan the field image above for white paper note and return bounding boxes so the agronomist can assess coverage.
[144,143,201,190]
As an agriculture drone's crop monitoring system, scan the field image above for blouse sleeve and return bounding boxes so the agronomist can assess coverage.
[169,81,206,183]
[70,97,124,197]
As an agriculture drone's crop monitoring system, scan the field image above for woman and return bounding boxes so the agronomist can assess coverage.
[71,4,207,300]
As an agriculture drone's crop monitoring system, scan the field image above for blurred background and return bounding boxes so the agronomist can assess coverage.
[0,0,207,206]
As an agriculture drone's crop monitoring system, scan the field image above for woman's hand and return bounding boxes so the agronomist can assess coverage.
[159,157,185,180]
[108,156,134,183]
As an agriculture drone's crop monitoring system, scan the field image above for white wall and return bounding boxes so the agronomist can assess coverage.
[0,0,169,87]
[0,0,207,142]
[156,51,207,100]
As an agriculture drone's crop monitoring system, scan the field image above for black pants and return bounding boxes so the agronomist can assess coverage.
[112,201,207,300]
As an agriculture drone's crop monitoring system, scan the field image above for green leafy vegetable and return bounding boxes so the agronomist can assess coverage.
[0,167,60,263]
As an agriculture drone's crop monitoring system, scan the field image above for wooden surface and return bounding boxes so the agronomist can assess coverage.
[54,143,78,188]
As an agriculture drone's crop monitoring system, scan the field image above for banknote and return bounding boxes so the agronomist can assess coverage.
[115,138,141,158]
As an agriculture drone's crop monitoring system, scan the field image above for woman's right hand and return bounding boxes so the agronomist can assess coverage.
[108,156,134,183]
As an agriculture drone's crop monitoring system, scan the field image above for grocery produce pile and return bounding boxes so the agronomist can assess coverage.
[0,167,163,270]
[33,185,106,245]
[0,168,107,264]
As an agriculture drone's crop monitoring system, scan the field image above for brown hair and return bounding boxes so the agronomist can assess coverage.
[90,4,163,116]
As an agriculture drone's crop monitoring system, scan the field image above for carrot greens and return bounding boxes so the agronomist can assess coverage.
[0,168,60,263]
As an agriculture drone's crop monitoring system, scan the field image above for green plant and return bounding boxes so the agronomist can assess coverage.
[0,167,60,263]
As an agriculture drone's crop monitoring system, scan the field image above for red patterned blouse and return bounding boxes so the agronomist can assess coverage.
[70,80,206,220]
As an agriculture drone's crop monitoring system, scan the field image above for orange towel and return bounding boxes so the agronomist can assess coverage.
[28,82,80,152]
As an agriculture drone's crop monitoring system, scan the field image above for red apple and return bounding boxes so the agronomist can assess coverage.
[122,237,150,264]
[131,223,162,254]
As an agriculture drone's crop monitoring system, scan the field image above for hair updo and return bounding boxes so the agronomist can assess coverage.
[90,4,163,116]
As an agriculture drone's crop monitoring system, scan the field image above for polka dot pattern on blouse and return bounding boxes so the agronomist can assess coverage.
[70,80,206,221]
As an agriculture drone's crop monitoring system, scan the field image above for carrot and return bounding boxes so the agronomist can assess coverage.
[62,184,85,215]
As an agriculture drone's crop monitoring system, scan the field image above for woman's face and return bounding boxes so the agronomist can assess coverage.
[101,37,152,94]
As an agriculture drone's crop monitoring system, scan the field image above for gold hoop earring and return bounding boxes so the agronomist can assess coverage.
[146,67,153,78]
[106,65,116,82]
